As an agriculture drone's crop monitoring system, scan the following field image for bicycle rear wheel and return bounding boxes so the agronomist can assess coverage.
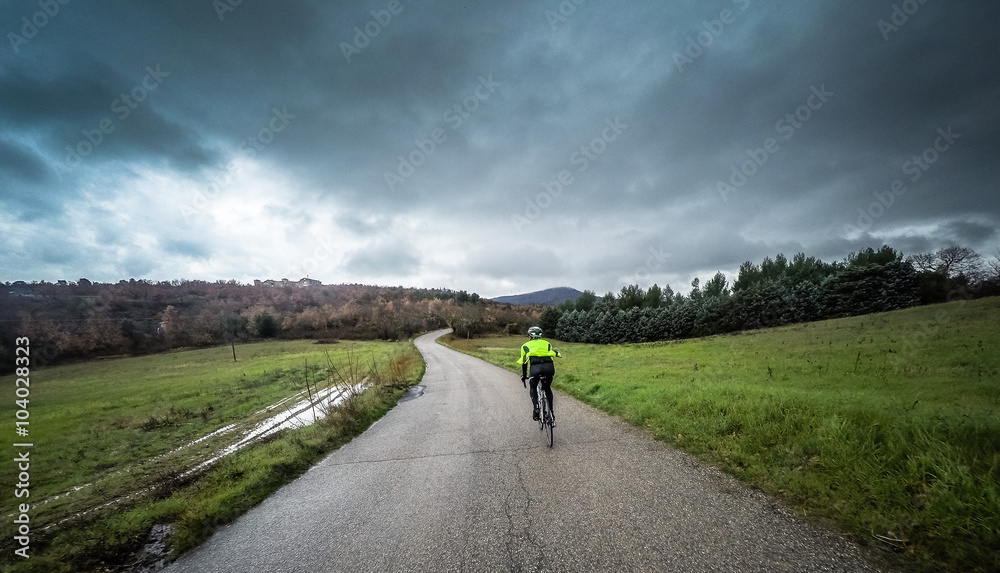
[541,395,554,447]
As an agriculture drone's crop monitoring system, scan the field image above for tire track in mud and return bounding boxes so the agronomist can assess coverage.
[22,383,363,532]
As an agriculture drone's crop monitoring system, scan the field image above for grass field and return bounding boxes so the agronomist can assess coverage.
[442,296,1000,573]
[0,339,424,572]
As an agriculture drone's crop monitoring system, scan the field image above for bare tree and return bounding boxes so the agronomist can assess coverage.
[907,246,985,279]
[908,252,938,273]
[937,246,984,278]
[989,248,1000,280]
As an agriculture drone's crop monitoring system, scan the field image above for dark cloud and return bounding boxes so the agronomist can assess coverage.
[335,214,386,237]
[464,244,570,281]
[163,239,211,259]
[940,220,999,248]
[1,0,998,295]
[342,242,421,277]
[0,66,121,126]
[0,139,49,183]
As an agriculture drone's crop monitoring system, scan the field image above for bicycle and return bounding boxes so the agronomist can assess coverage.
[523,375,554,447]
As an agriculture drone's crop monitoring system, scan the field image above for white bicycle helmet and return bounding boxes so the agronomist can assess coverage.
[528,326,543,339]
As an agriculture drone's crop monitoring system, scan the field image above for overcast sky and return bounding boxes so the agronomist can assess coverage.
[2,0,998,298]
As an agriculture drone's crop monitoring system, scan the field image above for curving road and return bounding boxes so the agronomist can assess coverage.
[164,329,891,572]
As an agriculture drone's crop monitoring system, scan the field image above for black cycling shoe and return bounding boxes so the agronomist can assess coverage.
[550,413,556,427]
[532,408,540,421]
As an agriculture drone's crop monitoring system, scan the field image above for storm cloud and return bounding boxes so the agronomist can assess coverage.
[2,0,997,297]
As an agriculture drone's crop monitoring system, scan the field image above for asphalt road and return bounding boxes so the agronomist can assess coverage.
[164,329,891,573]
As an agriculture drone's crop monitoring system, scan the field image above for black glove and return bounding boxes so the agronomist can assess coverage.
[521,375,527,387]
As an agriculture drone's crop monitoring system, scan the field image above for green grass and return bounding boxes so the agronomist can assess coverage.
[0,339,424,572]
[442,297,1000,573]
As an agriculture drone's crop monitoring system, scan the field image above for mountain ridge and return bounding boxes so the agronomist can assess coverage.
[492,286,583,306]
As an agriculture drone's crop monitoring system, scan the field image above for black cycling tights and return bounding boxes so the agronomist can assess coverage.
[529,375,554,413]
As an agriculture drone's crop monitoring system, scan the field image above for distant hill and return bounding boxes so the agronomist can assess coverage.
[492,287,583,306]
[0,281,538,371]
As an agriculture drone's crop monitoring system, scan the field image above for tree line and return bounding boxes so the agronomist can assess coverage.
[3,245,996,368]
[542,246,1000,344]
[0,280,540,370]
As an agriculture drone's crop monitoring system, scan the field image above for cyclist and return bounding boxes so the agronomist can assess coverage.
[517,326,561,425]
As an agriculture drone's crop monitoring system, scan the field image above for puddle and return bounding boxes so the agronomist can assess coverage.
[183,383,366,476]
[398,385,425,402]
[252,391,303,416]
[158,423,238,460]
[29,383,367,528]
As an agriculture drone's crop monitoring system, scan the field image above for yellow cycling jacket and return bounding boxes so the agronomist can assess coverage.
[517,338,561,376]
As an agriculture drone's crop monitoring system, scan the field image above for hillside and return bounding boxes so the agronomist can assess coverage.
[0,280,539,371]
[493,286,583,306]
